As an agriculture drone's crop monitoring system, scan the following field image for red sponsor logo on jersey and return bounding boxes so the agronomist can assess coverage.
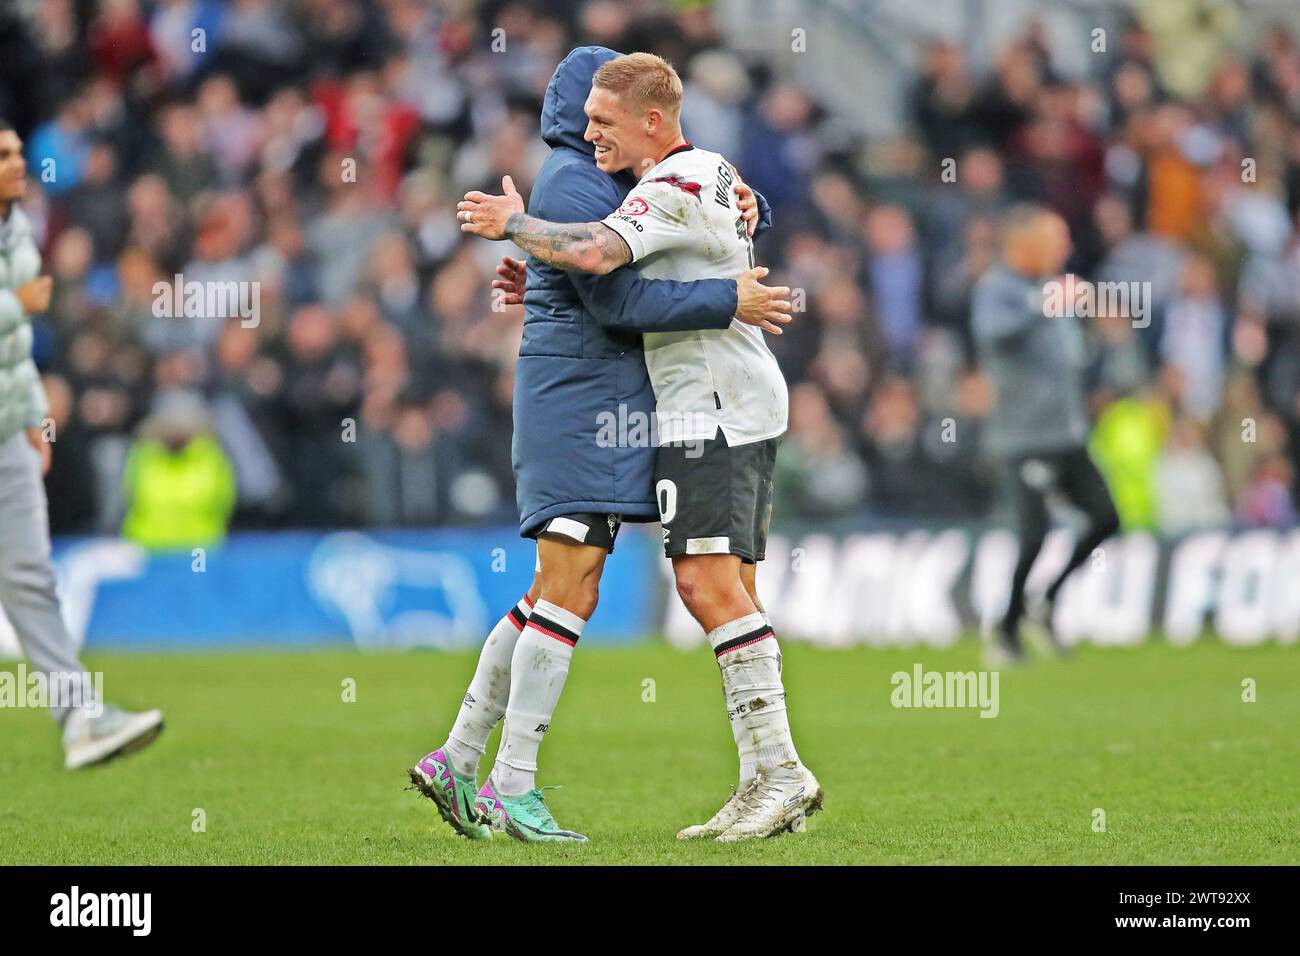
[648,174,703,201]
[619,197,650,216]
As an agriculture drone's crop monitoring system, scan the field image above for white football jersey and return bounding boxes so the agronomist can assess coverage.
[601,144,788,448]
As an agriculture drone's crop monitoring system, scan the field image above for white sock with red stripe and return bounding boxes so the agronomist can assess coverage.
[492,599,585,796]
[709,612,799,779]
[442,594,533,777]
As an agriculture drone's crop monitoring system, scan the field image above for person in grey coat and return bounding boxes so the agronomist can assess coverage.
[0,118,163,767]
[971,205,1120,659]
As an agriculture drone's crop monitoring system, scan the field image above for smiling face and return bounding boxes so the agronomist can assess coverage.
[0,130,26,206]
[583,86,654,175]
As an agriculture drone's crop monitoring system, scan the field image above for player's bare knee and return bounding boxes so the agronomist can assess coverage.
[672,562,706,606]
[566,575,600,619]
[674,574,699,613]
[538,573,599,620]
[673,566,734,620]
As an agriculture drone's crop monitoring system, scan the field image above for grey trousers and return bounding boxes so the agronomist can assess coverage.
[0,430,88,724]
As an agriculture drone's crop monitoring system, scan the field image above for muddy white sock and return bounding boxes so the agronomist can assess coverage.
[443,595,533,777]
[492,599,585,796]
[709,612,799,778]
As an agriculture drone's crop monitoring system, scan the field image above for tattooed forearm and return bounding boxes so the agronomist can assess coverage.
[503,214,631,275]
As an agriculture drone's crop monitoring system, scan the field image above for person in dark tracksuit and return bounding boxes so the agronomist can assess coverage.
[408,47,790,841]
[971,206,1120,660]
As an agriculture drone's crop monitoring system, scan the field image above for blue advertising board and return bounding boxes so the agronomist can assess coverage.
[13,527,662,651]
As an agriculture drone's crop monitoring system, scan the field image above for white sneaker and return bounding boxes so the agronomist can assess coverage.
[716,763,823,842]
[677,782,754,840]
[63,704,164,770]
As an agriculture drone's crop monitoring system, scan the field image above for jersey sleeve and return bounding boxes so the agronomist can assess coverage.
[573,268,737,333]
[600,179,702,262]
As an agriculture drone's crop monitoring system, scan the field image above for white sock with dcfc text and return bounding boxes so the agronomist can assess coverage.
[442,595,533,777]
[709,612,800,780]
[492,599,585,796]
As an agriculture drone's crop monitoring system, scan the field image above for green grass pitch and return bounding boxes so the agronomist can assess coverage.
[1,640,1296,864]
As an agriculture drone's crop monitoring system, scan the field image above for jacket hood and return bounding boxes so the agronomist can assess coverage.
[541,45,622,156]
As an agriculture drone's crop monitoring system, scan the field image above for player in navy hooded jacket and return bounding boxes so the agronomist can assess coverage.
[409,47,790,841]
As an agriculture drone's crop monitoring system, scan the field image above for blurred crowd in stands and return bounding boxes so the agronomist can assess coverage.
[1,0,1297,548]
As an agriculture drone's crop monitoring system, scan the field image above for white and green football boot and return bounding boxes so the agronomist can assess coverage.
[474,779,588,843]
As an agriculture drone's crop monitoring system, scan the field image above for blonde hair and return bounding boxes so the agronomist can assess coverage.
[592,52,683,117]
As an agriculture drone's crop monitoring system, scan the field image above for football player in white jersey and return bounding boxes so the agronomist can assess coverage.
[458,52,821,841]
